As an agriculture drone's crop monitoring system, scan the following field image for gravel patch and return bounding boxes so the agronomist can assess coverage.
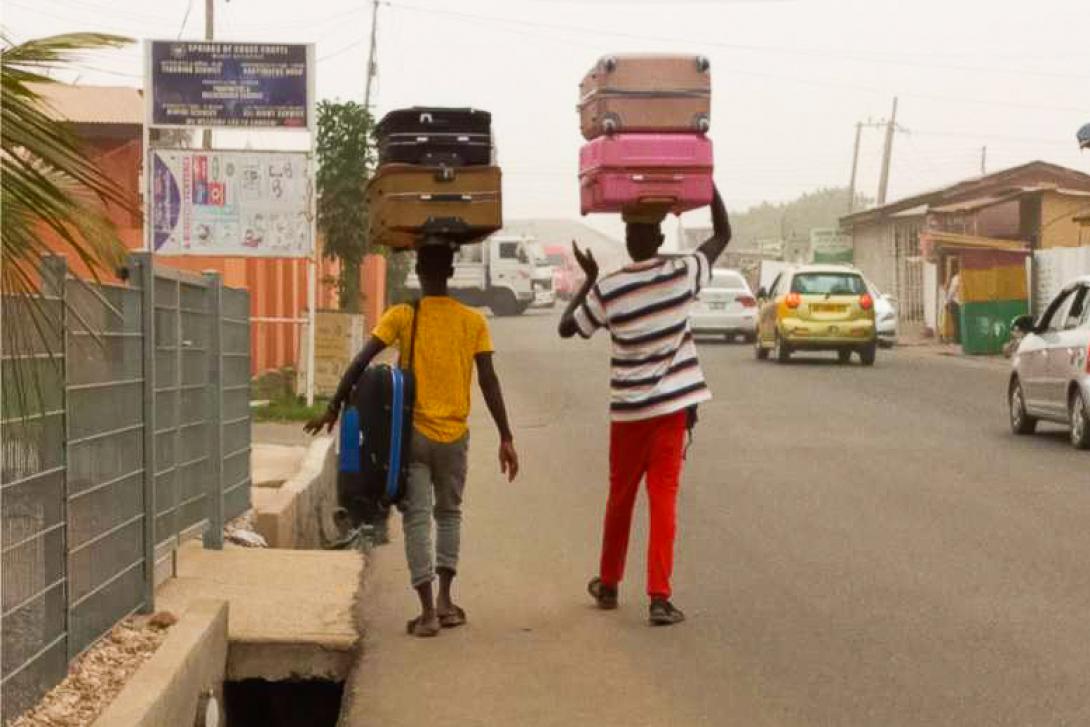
[8,614,175,727]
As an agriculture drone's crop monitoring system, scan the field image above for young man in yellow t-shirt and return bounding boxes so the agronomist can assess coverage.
[307,244,519,637]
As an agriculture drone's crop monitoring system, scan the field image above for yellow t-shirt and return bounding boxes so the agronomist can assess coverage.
[372,297,494,443]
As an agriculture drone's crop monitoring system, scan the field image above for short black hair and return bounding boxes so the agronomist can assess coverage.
[416,243,455,273]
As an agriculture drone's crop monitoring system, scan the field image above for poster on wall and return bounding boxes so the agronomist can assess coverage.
[152,149,313,257]
[147,41,313,129]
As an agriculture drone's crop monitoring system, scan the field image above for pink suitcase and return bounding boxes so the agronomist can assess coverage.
[579,133,713,216]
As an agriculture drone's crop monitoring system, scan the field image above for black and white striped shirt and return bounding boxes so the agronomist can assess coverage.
[574,251,713,422]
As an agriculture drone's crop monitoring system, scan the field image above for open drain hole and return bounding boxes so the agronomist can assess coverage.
[224,679,344,727]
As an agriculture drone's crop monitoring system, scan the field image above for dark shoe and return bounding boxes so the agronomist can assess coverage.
[587,577,618,610]
[649,599,685,626]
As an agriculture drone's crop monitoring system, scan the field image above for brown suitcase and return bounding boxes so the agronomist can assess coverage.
[579,54,711,140]
[366,164,503,248]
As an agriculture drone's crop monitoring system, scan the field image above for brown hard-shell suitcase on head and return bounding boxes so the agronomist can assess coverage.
[366,165,502,249]
[579,53,711,140]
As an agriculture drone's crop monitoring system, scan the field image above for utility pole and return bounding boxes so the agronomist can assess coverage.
[363,0,380,110]
[847,121,863,213]
[876,96,898,206]
[202,0,214,149]
[980,145,987,175]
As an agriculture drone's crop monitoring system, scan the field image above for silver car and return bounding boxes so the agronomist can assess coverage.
[691,269,758,343]
[1008,276,1090,449]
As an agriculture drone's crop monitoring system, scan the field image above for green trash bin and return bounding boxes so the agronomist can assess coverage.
[960,299,1029,355]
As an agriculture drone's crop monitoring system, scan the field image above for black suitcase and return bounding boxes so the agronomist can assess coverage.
[356,363,415,507]
[337,303,419,522]
[376,107,493,167]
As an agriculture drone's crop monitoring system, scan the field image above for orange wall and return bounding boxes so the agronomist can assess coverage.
[38,127,387,376]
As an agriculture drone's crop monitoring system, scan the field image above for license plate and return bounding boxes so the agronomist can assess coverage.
[708,302,726,310]
[812,304,847,313]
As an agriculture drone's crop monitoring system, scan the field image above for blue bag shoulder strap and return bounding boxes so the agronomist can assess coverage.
[386,368,405,500]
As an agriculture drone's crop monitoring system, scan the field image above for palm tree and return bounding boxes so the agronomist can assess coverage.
[2,33,135,413]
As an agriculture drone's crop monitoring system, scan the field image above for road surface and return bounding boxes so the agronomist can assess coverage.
[341,311,1090,727]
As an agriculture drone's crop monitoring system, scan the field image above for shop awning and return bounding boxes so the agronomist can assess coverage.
[920,231,1030,263]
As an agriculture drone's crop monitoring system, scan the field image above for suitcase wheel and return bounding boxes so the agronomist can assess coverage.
[601,55,618,73]
[695,55,711,73]
[694,114,710,133]
[602,116,619,134]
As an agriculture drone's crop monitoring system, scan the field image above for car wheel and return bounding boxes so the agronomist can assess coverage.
[1009,378,1038,435]
[859,342,877,367]
[1070,390,1090,450]
[743,331,757,344]
[773,333,791,363]
[837,349,852,365]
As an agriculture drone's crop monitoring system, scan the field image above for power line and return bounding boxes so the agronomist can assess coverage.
[382,2,1086,114]
[387,0,1090,81]
[177,0,194,39]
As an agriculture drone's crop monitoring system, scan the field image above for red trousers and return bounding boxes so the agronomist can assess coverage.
[600,410,687,599]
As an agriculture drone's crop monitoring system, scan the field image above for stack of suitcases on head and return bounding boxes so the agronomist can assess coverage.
[368,107,503,248]
[577,54,714,222]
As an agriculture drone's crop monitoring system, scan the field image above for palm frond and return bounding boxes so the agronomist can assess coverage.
[1,33,134,420]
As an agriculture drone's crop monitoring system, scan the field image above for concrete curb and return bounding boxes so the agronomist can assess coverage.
[92,600,228,727]
[253,436,337,549]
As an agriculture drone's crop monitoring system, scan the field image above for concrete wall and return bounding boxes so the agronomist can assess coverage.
[851,220,896,294]
[92,600,228,727]
[252,436,338,549]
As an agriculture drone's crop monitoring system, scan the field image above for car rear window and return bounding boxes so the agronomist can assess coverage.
[791,273,866,295]
[710,272,746,290]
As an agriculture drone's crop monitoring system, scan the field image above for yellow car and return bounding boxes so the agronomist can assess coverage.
[755,265,878,365]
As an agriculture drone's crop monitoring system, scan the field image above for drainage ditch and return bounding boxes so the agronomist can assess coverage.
[224,678,345,727]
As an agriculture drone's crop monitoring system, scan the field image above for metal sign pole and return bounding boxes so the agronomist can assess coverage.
[306,43,318,407]
[143,40,153,253]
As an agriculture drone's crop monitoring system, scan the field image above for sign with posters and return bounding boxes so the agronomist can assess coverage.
[151,149,312,257]
[810,228,853,264]
[298,312,366,396]
[148,41,313,129]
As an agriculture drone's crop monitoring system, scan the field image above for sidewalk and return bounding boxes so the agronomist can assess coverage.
[892,335,1012,370]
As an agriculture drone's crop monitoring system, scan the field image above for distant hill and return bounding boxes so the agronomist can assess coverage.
[683,187,872,252]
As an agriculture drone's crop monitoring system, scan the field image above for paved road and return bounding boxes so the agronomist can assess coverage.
[341,311,1090,727]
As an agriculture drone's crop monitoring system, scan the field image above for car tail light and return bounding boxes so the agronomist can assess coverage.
[859,293,874,310]
[737,295,757,308]
[785,293,802,309]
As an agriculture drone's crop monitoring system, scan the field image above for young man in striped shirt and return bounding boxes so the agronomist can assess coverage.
[558,187,731,626]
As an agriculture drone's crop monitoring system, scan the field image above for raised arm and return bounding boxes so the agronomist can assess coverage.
[476,352,519,482]
[697,186,732,266]
[558,241,600,339]
[304,335,388,434]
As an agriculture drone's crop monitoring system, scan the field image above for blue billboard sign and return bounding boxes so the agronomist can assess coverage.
[148,41,313,129]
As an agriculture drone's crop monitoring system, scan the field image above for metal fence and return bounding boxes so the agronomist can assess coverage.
[1,253,252,722]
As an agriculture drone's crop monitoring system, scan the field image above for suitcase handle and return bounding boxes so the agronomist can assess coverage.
[630,174,684,183]
[420,193,472,202]
[635,196,678,206]
[422,218,472,235]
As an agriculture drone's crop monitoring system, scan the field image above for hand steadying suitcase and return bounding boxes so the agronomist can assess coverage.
[376,107,493,167]
[579,54,711,140]
[367,164,503,248]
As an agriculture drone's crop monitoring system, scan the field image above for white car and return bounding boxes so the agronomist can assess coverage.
[691,269,759,343]
[1008,276,1090,449]
[865,280,898,347]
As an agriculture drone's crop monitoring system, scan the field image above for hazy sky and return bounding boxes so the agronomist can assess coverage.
[6,0,1089,242]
